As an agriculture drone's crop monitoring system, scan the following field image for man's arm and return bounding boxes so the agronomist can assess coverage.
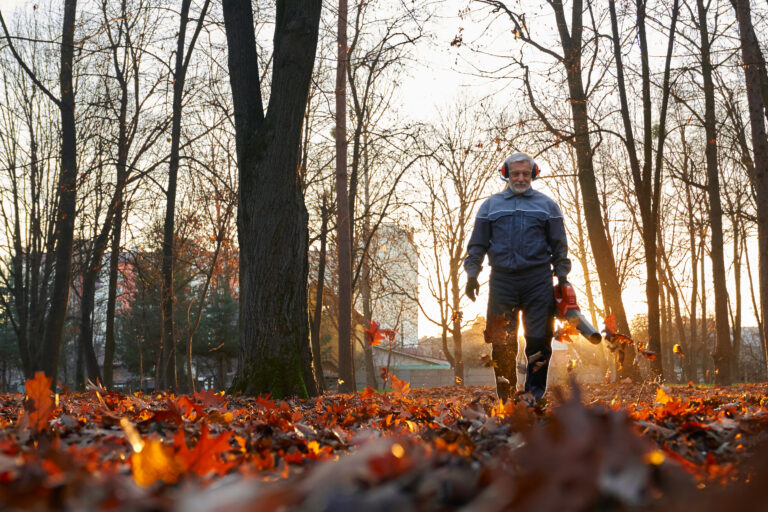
[463,200,491,279]
[546,202,571,280]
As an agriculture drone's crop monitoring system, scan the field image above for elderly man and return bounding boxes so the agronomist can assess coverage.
[464,152,571,402]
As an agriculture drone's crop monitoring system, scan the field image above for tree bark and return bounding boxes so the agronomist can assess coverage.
[223,0,321,398]
[696,0,732,385]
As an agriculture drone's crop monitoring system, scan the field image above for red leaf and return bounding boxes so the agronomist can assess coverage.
[365,321,385,346]
[174,423,235,476]
[192,389,228,410]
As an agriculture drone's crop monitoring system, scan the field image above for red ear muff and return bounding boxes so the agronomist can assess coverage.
[531,161,540,180]
[499,161,509,180]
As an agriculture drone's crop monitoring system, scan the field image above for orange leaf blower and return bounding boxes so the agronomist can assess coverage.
[554,283,602,344]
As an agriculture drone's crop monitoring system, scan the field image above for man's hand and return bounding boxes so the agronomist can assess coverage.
[465,277,480,301]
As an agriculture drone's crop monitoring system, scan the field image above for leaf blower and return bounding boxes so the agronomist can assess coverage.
[554,283,602,344]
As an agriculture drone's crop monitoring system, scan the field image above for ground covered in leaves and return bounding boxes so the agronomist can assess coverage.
[2,374,768,511]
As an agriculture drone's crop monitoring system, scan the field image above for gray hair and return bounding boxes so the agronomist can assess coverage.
[504,152,535,170]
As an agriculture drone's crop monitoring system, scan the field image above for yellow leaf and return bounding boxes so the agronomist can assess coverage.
[131,440,183,487]
[655,386,672,405]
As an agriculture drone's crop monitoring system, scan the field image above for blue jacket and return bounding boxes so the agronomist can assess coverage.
[463,186,571,279]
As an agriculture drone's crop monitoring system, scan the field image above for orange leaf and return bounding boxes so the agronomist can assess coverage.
[390,375,410,399]
[131,439,184,486]
[22,371,55,433]
[604,314,617,333]
[365,320,384,346]
[483,314,510,344]
[360,387,375,400]
[655,386,673,405]
[175,423,235,477]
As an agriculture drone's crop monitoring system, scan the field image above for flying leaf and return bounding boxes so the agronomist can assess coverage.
[566,359,577,373]
[604,314,617,334]
[673,344,686,357]
[21,372,55,433]
[365,320,384,346]
[390,375,411,399]
[483,314,510,344]
[360,387,375,400]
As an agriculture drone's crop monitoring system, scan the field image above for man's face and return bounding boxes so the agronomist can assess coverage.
[508,160,532,194]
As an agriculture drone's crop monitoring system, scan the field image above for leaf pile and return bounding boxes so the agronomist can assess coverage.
[1,375,767,511]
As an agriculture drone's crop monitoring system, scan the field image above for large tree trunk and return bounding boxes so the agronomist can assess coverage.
[731,0,768,381]
[223,0,321,398]
[42,0,78,385]
[696,0,732,385]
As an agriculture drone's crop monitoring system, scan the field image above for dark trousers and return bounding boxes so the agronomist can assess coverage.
[487,267,555,400]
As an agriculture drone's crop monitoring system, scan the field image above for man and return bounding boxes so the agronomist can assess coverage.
[464,152,570,402]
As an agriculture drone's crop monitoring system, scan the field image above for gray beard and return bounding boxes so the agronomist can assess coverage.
[510,183,531,195]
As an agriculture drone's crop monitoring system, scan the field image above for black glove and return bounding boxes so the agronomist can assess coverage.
[465,277,480,301]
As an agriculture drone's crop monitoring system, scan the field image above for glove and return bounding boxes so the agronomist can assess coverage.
[465,277,480,301]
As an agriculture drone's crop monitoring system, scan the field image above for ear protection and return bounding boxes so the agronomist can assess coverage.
[499,159,540,181]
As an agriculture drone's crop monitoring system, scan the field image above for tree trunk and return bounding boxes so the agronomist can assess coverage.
[103,199,123,388]
[449,256,464,384]
[731,0,768,381]
[41,0,78,386]
[223,0,321,398]
[335,0,355,393]
[159,0,210,391]
[310,195,328,393]
[696,0,732,385]
[360,158,377,389]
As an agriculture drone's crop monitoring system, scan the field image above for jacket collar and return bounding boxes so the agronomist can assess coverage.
[502,186,534,199]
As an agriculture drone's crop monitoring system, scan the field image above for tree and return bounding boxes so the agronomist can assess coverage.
[607,0,679,378]
[693,0,732,384]
[159,0,211,391]
[730,0,768,380]
[223,0,322,397]
[418,103,509,384]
